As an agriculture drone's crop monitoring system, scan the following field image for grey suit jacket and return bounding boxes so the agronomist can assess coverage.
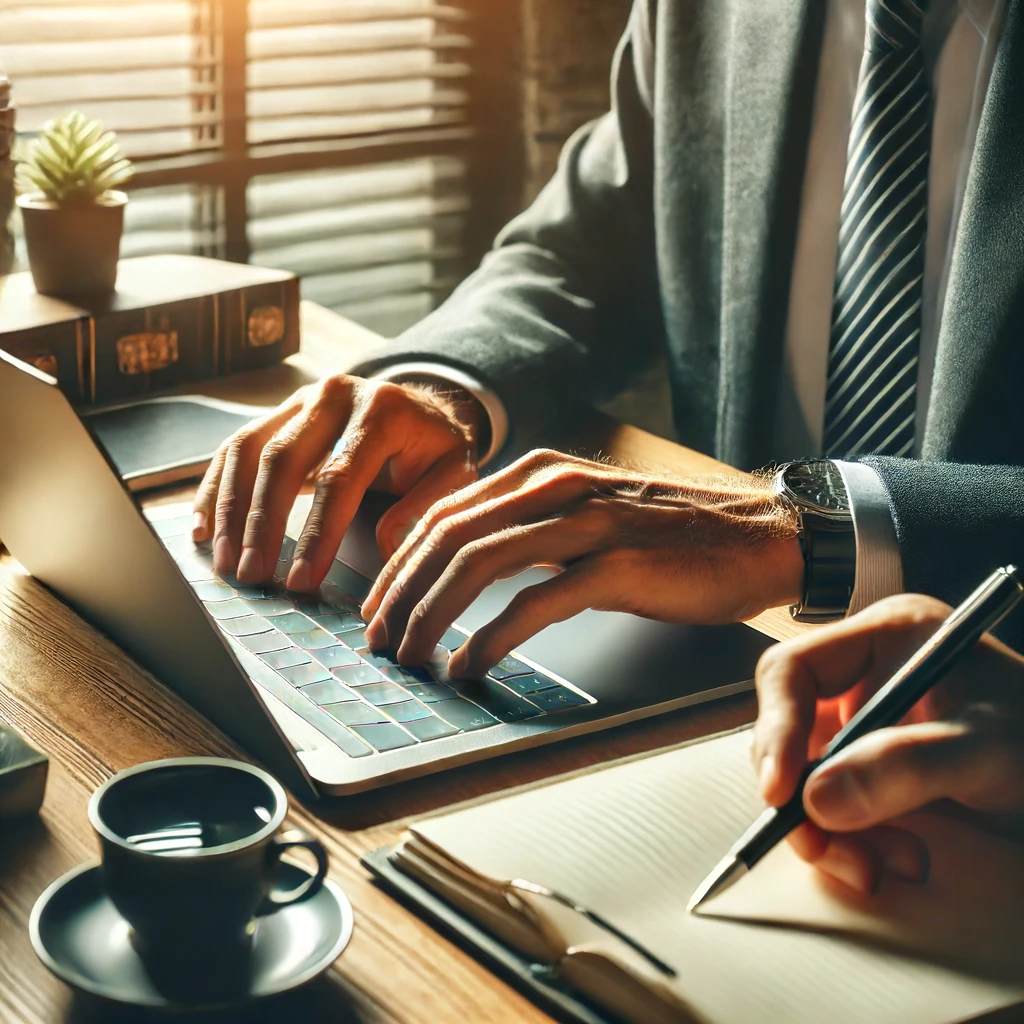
[356,0,1024,642]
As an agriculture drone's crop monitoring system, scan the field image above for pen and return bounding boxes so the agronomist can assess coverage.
[687,564,1024,913]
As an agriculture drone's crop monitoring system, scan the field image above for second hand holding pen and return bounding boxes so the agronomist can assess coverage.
[687,564,1024,913]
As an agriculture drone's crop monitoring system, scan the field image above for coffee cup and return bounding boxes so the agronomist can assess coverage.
[88,757,328,975]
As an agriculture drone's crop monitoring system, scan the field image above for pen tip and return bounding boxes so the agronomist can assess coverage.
[687,855,747,914]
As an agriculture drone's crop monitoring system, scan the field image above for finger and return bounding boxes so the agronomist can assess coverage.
[375,446,477,560]
[284,420,400,592]
[192,445,227,541]
[789,823,930,894]
[238,383,356,583]
[362,462,599,624]
[393,511,612,664]
[211,401,302,574]
[449,560,607,678]
[802,719,989,831]
[752,594,952,806]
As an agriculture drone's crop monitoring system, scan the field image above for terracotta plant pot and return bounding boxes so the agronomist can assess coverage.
[17,190,126,298]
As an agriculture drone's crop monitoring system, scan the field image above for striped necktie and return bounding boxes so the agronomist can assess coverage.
[823,0,931,458]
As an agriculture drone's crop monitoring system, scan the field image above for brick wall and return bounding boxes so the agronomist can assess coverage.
[520,0,632,202]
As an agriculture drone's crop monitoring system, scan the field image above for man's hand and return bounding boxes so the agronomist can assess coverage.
[191,375,484,590]
[361,449,804,677]
[753,594,1024,894]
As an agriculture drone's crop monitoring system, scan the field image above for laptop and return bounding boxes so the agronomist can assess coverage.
[0,350,774,797]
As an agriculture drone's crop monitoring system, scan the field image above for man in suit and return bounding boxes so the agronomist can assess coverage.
[193,0,1024,668]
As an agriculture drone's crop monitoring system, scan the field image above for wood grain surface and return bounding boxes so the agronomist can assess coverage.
[0,304,813,1024]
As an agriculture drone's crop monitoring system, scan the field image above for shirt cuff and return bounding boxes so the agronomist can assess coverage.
[367,360,509,468]
[834,460,905,615]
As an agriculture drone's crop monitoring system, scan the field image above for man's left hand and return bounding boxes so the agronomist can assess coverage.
[360,449,804,677]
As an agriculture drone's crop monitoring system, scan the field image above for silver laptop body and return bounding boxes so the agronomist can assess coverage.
[0,351,773,797]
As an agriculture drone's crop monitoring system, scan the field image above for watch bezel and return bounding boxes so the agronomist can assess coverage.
[774,461,852,523]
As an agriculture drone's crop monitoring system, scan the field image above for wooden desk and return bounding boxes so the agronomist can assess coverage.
[0,304,810,1024]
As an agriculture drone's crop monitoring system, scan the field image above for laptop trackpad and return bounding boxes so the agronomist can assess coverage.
[324,493,774,711]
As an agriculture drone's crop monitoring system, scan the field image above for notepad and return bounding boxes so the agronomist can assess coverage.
[384,728,1024,1024]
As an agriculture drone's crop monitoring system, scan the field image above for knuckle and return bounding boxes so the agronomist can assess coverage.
[368,380,405,413]
[259,438,293,474]
[317,374,354,405]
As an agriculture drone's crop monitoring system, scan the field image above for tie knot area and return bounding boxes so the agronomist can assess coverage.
[868,0,928,49]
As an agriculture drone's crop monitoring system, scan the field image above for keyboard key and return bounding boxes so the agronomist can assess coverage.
[336,627,369,650]
[289,629,338,651]
[193,580,235,602]
[262,647,310,670]
[325,561,371,602]
[277,662,332,687]
[402,716,458,742]
[300,679,358,705]
[219,615,272,637]
[439,628,469,652]
[178,559,215,583]
[235,630,291,654]
[385,699,433,723]
[499,673,559,697]
[402,681,457,704]
[319,583,363,615]
[233,584,280,600]
[278,536,297,562]
[461,680,542,723]
[357,682,410,706]
[152,516,191,539]
[311,645,362,670]
[312,614,365,635]
[331,664,388,687]
[205,598,253,620]
[322,725,372,759]
[324,701,387,727]
[362,651,433,682]
[243,597,293,616]
[350,722,417,752]
[488,655,533,681]
[267,611,315,634]
[435,699,497,732]
[525,686,590,712]
[162,534,200,560]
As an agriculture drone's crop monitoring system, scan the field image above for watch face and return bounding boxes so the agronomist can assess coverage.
[783,461,850,514]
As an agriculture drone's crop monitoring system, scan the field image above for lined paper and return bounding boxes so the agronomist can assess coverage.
[407,729,1024,1024]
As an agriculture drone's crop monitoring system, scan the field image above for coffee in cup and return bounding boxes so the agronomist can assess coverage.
[88,756,327,990]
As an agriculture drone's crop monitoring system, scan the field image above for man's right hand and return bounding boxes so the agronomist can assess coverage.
[190,375,483,591]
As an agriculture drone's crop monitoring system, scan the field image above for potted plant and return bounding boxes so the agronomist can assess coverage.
[16,111,133,297]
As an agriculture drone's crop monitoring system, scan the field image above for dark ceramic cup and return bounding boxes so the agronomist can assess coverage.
[88,757,328,970]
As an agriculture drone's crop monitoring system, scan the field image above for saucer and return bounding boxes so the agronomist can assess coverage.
[30,860,354,1011]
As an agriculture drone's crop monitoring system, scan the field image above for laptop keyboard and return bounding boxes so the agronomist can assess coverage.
[150,514,595,758]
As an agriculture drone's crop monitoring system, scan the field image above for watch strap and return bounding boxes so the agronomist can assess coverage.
[794,510,856,623]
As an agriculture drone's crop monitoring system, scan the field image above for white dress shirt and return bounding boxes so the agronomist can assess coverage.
[374,0,1005,615]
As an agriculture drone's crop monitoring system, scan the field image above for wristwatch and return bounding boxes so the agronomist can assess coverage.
[774,460,855,623]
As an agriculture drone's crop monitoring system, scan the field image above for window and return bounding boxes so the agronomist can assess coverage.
[0,0,486,337]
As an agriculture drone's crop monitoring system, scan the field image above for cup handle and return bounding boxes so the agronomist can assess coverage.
[260,828,329,912]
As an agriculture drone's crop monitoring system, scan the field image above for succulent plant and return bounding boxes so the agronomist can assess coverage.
[16,111,133,207]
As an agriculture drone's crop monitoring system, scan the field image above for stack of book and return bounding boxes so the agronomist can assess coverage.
[0,74,14,279]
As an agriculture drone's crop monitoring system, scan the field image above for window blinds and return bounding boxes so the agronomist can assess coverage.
[0,0,474,337]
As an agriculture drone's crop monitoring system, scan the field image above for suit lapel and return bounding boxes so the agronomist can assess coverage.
[717,0,825,468]
[924,0,1024,459]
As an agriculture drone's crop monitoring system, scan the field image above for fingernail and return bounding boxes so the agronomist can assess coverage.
[363,615,385,647]
[286,559,312,592]
[213,534,235,574]
[237,548,263,582]
[886,846,930,886]
[805,770,860,827]
[191,512,208,541]
[824,838,875,894]
[758,754,778,800]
